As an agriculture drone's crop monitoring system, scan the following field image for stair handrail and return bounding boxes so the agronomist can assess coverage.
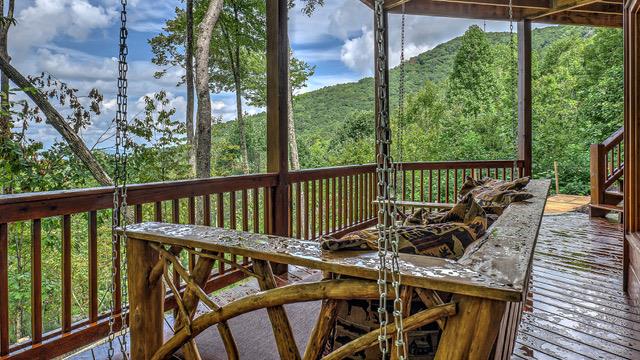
[590,126,624,210]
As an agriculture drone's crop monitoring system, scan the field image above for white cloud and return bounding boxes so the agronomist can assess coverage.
[12,0,115,57]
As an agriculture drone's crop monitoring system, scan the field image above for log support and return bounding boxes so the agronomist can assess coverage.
[434,295,507,360]
[128,238,164,360]
[253,259,301,359]
[303,299,338,360]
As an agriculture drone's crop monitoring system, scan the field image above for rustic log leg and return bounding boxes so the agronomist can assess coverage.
[434,295,506,360]
[128,237,164,360]
[253,259,301,360]
[303,299,338,360]
[175,253,239,360]
[390,286,413,360]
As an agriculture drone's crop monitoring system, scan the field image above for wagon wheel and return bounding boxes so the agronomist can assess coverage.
[147,244,456,360]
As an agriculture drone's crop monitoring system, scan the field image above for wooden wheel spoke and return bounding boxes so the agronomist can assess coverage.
[184,247,258,279]
[416,287,447,329]
[322,303,457,360]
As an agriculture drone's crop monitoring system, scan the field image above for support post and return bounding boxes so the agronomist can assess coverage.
[266,0,289,274]
[128,238,164,360]
[518,20,533,178]
[434,295,506,360]
[589,143,608,217]
[624,0,640,301]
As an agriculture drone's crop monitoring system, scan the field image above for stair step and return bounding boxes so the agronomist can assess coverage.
[605,189,624,197]
[590,203,624,213]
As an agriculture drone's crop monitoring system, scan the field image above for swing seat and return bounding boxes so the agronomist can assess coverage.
[119,179,549,360]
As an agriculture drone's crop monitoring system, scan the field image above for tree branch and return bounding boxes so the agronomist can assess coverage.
[0,55,113,185]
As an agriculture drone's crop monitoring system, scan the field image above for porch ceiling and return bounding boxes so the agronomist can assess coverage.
[360,0,623,27]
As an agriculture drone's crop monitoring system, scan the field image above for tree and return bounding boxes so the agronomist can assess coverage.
[0,0,15,144]
[194,0,224,179]
[186,0,195,171]
[447,25,498,119]
[210,0,266,174]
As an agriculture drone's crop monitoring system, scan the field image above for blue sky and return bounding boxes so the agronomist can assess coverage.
[9,0,516,149]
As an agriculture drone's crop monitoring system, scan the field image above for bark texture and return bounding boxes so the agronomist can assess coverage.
[194,0,224,179]
[185,0,196,173]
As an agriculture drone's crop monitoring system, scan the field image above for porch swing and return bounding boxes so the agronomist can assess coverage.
[114,0,550,359]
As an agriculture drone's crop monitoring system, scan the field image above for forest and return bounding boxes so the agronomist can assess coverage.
[0,0,623,344]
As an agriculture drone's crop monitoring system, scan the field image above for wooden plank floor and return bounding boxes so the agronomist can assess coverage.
[513,213,640,360]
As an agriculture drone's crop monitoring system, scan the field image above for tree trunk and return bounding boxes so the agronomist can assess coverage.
[0,0,14,141]
[288,76,301,171]
[0,55,113,186]
[235,76,250,174]
[194,0,224,179]
[185,0,196,174]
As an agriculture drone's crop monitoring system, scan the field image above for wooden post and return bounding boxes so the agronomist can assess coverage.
[589,144,608,217]
[624,0,640,301]
[128,237,164,360]
[434,295,506,360]
[266,0,289,274]
[518,20,533,178]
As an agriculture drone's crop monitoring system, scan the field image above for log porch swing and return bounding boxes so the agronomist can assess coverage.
[115,1,553,359]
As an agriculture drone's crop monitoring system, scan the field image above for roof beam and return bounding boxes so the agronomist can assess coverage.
[569,2,623,15]
[432,0,551,10]
[528,0,601,19]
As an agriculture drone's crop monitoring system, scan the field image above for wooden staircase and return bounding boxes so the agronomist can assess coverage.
[590,127,624,218]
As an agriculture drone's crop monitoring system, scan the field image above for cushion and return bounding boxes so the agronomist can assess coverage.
[458,176,533,215]
[320,194,488,260]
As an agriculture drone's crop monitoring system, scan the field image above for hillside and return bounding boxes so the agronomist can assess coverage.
[229,25,592,145]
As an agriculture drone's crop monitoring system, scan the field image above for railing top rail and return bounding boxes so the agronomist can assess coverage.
[0,159,523,223]
[399,159,523,171]
[602,126,624,149]
[0,173,278,223]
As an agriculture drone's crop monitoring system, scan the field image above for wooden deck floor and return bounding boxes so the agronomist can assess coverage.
[513,213,640,360]
[70,213,638,360]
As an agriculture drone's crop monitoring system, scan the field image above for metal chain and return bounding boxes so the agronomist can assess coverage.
[509,0,519,178]
[374,1,404,358]
[109,0,129,358]
[393,3,407,360]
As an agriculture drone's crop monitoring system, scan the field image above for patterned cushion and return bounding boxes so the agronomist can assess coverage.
[320,194,488,260]
[459,176,533,215]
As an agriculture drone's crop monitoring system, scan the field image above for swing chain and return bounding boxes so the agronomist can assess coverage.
[374,1,404,358]
[508,0,519,177]
[109,0,129,358]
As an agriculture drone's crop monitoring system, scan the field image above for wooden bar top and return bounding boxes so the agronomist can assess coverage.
[120,180,550,302]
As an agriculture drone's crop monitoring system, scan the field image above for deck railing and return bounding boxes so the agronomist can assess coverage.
[0,159,522,359]
[590,127,624,212]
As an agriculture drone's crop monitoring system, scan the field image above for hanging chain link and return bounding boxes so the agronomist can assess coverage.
[374,1,404,358]
[109,0,130,358]
[508,0,519,178]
